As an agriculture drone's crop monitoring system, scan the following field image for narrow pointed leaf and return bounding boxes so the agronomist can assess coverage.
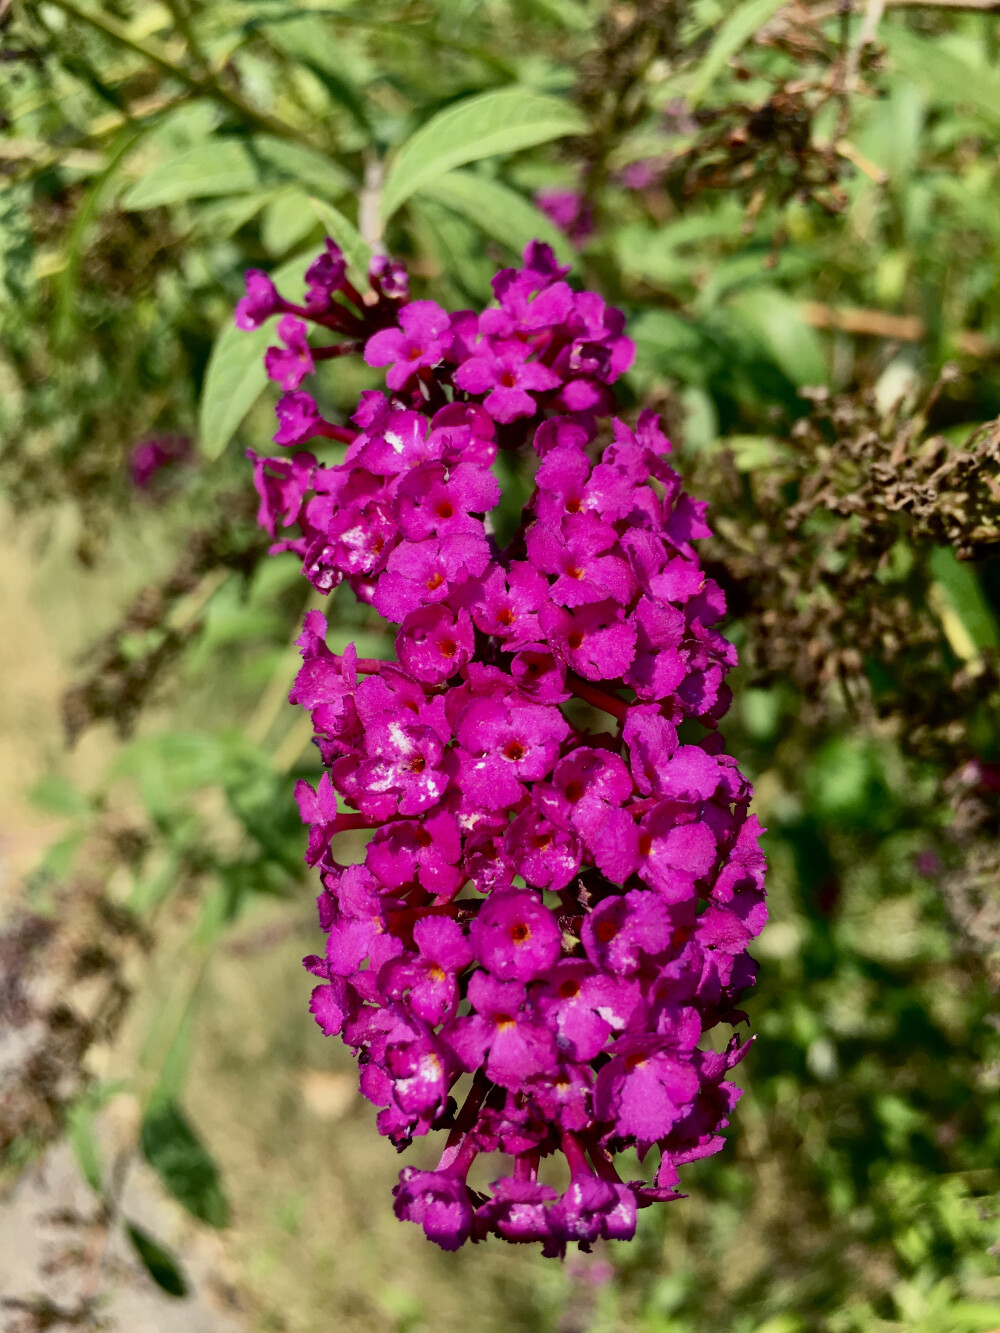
[688,0,786,108]
[199,249,314,460]
[307,196,372,287]
[121,141,261,209]
[140,1099,229,1228]
[420,170,573,264]
[381,88,585,222]
[125,1222,188,1298]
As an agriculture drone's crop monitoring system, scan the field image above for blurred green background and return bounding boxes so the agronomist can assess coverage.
[2,2,1000,1331]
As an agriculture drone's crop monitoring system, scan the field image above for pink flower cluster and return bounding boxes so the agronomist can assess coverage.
[239,238,766,1254]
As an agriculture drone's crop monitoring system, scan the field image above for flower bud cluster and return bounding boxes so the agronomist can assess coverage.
[239,238,767,1253]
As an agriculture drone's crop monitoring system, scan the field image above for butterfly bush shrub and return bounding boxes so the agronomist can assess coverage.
[238,237,767,1254]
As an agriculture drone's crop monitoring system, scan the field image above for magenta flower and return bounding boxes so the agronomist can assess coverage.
[370,254,410,303]
[129,434,191,491]
[235,269,284,329]
[393,1168,473,1251]
[304,238,348,311]
[594,1040,701,1147]
[448,971,557,1087]
[396,603,474,684]
[238,234,767,1255]
[526,511,636,607]
[452,695,569,812]
[534,961,637,1062]
[364,300,451,390]
[540,599,637,681]
[470,890,563,983]
[373,535,489,622]
[265,315,314,391]
[396,461,501,542]
[453,343,562,422]
[538,747,633,848]
[534,188,596,247]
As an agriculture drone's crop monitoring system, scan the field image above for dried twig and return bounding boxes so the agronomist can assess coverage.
[799,301,1000,356]
[811,0,1000,15]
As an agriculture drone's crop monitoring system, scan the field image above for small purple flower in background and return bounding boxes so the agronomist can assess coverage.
[236,233,767,1255]
[535,189,596,248]
[618,159,663,192]
[129,434,192,491]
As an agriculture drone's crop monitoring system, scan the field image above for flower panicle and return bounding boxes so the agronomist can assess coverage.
[239,236,767,1254]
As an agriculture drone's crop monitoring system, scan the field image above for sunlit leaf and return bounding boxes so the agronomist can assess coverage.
[121,140,262,209]
[688,0,787,108]
[409,197,495,303]
[266,15,373,132]
[307,196,372,287]
[929,546,1000,658]
[250,137,354,200]
[419,169,573,264]
[121,136,351,212]
[28,775,92,817]
[262,187,321,255]
[885,26,1000,132]
[380,88,586,222]
[66,1100,103,1193]
[725,288,828,387]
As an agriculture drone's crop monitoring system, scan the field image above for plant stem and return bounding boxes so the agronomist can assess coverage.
[567,672,629,722]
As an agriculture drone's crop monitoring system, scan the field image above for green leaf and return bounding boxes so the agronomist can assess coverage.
[198,249,314,460]
[125,1222,188,1298]
[615,209,744,290]
[55,126,148,346]
[515,0,591,31]
[307,197,372,287]
[265,15,373,132]
[141,1099,229,1229]
[113,731,228,817]
[153,1006,194,1108]
[408,198,495,304]
[35,830,86,881]
[725,288,827,387]
[121,140,262,209]
[121,137,351,212]
[66,1081,127,1195]
[688,0,787,108]
[885,27,1000,132]
[66,1101,103,1193]
[250,136,353,200]
[195,191,276,239]
[929,546,1000,656]
[262,187,321,255]
[419,169,573,264]
[628,309,718,391]
[380,88,586,222]
[28,775,92,818]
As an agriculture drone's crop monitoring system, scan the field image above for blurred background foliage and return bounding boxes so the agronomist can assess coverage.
[2,1,1000,1330]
